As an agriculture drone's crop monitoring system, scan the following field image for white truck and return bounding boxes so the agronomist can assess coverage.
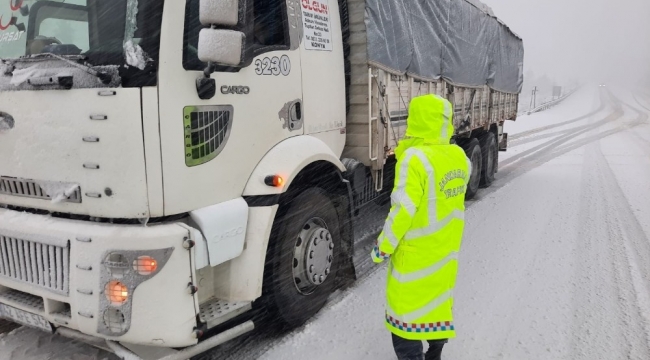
[0,0,523,358]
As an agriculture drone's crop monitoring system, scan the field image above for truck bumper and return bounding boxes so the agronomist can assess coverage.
[0,208,199,348]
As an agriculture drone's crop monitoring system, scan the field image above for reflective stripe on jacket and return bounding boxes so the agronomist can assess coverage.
[371,94,471,341]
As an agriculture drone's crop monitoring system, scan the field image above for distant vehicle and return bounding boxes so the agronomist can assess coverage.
[0,0,523,358]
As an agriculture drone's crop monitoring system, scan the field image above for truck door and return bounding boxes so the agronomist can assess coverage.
[156,0,304,215]
[298,0,346,153]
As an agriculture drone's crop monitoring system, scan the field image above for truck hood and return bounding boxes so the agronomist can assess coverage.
[0,88,150,219]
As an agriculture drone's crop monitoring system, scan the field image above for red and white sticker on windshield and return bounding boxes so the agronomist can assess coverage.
[0,0,24,44]
[301,0,332,51]
[1,0,22,29]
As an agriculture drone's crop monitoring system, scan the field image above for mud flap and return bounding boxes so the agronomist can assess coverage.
[335,171,358,285]
[499,133,508,151]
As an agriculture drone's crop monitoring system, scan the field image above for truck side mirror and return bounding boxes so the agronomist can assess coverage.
[197,0,244,66]
[195,0,245,100]
[196,29,244,99]
[198,29,244,66]
[199,0,239,27]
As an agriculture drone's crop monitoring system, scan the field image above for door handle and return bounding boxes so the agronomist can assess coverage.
[289,101,303,131]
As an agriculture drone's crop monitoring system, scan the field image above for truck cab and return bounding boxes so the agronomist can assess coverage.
[0,0,350,355]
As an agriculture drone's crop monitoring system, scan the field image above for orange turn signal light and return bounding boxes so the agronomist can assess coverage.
[264,175,284,187]
[133,256,158,275]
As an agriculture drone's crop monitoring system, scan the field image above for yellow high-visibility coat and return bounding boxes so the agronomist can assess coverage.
[371,94,471,340]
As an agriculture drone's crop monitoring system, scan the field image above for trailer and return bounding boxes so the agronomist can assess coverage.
[0,0,522,358]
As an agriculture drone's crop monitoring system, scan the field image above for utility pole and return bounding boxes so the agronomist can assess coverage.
[529,86,538,110]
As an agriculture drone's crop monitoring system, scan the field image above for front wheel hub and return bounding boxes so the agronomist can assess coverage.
[293,218,334,294]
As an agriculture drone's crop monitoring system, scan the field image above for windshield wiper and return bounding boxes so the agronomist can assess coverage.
[20,53,112,85]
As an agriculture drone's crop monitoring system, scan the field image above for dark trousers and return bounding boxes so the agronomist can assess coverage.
[392,334,447,360]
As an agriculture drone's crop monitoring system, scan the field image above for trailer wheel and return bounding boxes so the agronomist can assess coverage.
[263,187,342,329]
[479,132,498,187]
[464,139,482,200]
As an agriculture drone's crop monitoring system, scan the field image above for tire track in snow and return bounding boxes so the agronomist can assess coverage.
[592,140,650,358]
[500,110,619,168]
[568,104,650,359]
[602,95,650,344]
[567,91,650,359]
[633,94,650,112]
[570,137,617,359]
[477,92,645,202]
[501,95,621,168]
[605,91,650,153]
[478,116,629,200]
[507,90,615,150]
[509,91,606,141]
[509,126,595,148]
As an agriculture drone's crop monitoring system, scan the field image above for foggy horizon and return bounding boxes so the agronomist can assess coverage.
[483,0,650,87]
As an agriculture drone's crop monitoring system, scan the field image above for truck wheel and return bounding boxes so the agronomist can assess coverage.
[479,132,497,187]
[464,139,482,200]
[263,187,342,329]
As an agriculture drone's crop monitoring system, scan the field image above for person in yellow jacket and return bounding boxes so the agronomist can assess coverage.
[371,94,471,360]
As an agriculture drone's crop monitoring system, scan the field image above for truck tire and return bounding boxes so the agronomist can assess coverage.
[464,138,482,200]
[263,187,342,329]
[479,132,498,187]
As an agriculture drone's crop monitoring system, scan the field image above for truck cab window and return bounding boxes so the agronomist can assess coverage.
[183,0,289,71]
[26,1,90,56]
[253,0,288,47]
[35,14,90,54]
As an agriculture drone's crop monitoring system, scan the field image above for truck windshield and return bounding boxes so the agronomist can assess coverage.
[0,0,163,87]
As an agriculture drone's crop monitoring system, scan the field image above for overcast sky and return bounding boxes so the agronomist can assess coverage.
[482,0,650,85]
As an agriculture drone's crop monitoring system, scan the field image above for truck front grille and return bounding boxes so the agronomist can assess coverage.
[183,105,234,167]
[0,176,81,203]
[0,234,70,295]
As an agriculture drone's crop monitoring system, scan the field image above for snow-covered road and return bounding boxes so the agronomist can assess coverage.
[2,85,650,360]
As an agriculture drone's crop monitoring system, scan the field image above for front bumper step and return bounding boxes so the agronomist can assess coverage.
[199,298,252,330]
[0,289,45,313]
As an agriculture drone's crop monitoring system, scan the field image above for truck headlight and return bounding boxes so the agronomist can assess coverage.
[103,308,127,333]
[104,253,129,278]
[97,248,174,337]
[105,280,129,305]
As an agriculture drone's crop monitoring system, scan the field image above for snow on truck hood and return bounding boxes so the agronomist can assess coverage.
[0,58,121,91]
[0,86,152,219]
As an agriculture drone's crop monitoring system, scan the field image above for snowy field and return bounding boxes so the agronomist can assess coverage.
[2,85,650,360]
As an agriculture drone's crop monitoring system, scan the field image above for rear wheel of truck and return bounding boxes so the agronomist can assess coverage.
[464,138,482,200]
[263,187,342,329]
[479,132,498,187]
